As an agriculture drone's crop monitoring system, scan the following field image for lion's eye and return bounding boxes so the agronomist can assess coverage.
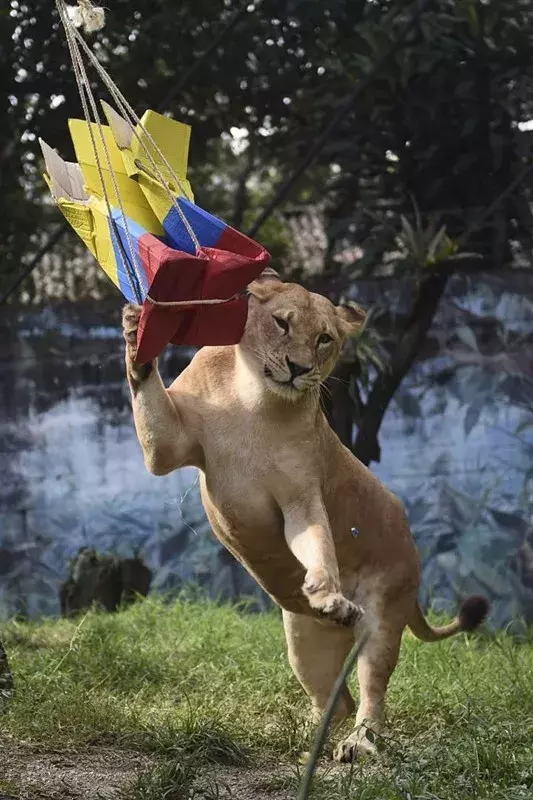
[317,333,333,346]
[273,315,289,334]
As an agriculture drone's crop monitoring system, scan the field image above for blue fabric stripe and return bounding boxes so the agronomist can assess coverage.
[162,197,225,252]
[108,211,149,302]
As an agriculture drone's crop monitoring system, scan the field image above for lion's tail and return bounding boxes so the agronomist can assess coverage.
[407,595,488,642]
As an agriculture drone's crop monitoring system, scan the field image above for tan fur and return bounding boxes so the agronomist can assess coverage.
[122,279,486,762]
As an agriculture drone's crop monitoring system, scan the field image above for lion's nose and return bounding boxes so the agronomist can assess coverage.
[286,358,312,379]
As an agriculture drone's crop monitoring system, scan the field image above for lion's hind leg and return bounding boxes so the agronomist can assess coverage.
[283,606,405,764]
[334,619,403,763]
[282,610,356,729]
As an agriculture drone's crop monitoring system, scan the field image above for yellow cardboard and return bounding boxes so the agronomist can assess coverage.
[102,103,194,225]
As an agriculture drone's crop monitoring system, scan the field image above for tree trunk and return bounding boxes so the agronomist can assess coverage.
[353,273,449,466]
[322,359,360,449]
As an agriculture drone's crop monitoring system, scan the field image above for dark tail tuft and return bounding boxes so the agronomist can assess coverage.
[459,595,489,632]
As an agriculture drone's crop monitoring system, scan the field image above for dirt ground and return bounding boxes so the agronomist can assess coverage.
[0,742,298,800]
[0,743,152,799]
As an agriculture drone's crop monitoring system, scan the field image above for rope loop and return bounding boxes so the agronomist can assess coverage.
[145,292,242,308]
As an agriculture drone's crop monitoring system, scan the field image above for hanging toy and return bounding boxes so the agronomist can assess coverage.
[40,0,271,362]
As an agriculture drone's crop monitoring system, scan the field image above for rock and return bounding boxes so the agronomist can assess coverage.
[0,638,14,708]
[59,547,152,616]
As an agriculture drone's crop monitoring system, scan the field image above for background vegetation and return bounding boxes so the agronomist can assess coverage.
[2,2,533,618]
[5,0,533,453]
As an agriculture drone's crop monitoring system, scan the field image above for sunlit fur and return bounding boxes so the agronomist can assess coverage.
[239,279,364,402]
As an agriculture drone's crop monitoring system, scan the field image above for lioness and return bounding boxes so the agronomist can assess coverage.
[122,273,488,762]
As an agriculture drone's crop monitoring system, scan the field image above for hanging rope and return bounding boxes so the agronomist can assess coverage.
[56,0,212,310]
[53,0,271,312]
[144,293,242,308]
[69,20,240,306]
[56,0,144,302]
[72,25,202,255]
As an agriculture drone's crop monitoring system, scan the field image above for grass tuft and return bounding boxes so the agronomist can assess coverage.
[118,760,195,800]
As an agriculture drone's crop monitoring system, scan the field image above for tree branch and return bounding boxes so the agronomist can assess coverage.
[231,139,256,231]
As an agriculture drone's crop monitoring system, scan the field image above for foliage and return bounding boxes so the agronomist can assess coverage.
[0,637,14,706]
[5,0,533,278]
[4,0,533,466]
[3,598,533,798]
[120,762,197,800]
[3,2,533,651]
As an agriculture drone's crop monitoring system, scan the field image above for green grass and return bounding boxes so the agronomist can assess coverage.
[3,597,533,798]
[117,761,196,800]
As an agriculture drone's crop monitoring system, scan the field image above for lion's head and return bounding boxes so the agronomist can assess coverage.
[240,272,365,400]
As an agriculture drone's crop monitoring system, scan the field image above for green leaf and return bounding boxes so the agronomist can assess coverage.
[467,2,479,32]
[427,225,448,263]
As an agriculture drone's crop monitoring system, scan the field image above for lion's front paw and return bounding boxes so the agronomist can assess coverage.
[303,572,362,626]
[314,592,363,626]
[122,304,153,391]
[122,303,142,353]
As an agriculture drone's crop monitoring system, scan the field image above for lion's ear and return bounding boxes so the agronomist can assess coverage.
[247,267,284,302]
[336,302,366,337]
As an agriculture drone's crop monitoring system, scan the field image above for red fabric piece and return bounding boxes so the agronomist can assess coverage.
[135,232,270,363]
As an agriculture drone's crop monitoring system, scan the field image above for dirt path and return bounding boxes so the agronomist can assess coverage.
[0,743,299,800]
[0,743,152,799]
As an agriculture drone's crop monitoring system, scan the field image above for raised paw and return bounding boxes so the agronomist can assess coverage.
[122,303,142,351]
[303,569,363,626]
[121,304,153,392]
[315,592,363,626]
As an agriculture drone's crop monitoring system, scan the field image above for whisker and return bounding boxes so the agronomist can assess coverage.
[244,345,270,363]
[327,375,350,387]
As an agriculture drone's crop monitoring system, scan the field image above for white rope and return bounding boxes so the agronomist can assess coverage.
[56,0,144,301]
[144,268,278,307]
[72,28,202,253]
[55,0,269,313]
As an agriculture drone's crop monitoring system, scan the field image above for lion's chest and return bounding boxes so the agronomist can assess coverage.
[197,436,305,609]
[198,412,308,534]
[201,436,279,530]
